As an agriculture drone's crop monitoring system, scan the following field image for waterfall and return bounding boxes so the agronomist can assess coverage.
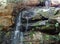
[11,12,24,44]
[26,17,29,31]
[22,9,34,31]
[45,0,54,18]
[45,0,51,8]
[20,32,24,44]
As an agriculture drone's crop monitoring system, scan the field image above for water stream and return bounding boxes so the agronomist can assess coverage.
[45,0,51,8]
[11,0,53,44]
[26,17,29,31]
[45,0,53,18]
[22,9,35,31]
[11,12,24,44]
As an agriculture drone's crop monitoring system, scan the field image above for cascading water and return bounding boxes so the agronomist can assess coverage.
[45,0,53,18]
[45,0,51,8]
[11,12,24,44]
[22,9,34,31]
[25,17,29,31]
[25,13,33,31]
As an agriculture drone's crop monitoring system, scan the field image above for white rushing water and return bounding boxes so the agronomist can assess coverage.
[11,13,24,44]
[45,0,54,18]
[22,9,35,31]
[45,0,51,8]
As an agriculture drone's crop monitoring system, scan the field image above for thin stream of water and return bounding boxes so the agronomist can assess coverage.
[11,12,24,44]
[45,0,51,8]
[20,32,24,44]
[26,17,29,31]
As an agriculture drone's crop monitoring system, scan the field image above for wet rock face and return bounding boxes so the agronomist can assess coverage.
[22,10,34,18]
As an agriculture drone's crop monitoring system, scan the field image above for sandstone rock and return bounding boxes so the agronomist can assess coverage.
[23,0,40,6]
[0,3,14,30]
